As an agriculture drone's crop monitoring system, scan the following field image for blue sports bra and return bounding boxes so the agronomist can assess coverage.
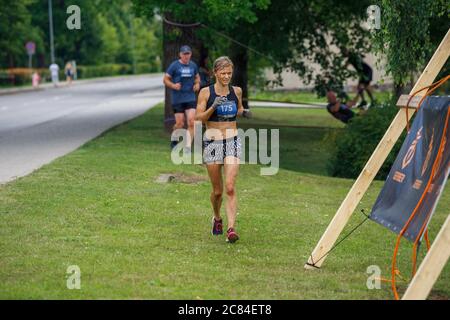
[206,84,239,122]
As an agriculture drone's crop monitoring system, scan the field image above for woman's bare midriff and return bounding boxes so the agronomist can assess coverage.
[205,121,238,140]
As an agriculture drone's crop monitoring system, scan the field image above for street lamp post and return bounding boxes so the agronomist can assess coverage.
[129,14,137,75]
[48,0,55,64]
[48,0,59,86]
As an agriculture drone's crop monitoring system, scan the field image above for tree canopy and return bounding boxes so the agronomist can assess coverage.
[0,0,161,69]
[372,0,450,89]
[133,0,373,96]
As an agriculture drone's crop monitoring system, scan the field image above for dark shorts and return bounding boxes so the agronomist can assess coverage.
[172,101,196,114]
[203,136,242,164]
[331,109,355,124]
[327,104,355,124]
[359,67,373,85]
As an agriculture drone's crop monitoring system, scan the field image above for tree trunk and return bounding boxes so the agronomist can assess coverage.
[162,13,207,133]
[229,43,249,109]
[394,82,405,100]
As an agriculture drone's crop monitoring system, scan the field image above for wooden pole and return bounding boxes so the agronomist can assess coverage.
[402,214,450,300]
[305,28,450,270]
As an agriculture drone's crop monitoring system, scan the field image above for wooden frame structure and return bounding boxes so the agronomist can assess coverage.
[402,214,450,299]
[305,28,450,300]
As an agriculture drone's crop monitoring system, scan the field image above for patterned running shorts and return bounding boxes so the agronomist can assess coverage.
[203,136,242,164]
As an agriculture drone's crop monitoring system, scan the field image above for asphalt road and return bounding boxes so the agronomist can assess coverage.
[0,75,164,184]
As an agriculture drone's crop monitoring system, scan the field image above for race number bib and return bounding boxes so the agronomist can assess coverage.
[216,100,237,120]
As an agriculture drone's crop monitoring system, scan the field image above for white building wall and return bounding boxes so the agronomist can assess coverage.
[264,52,394,91]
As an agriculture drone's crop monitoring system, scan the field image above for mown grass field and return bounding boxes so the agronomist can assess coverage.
[0,104,449,299]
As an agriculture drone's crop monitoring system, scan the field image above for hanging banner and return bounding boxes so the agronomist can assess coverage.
[370,96,450,242]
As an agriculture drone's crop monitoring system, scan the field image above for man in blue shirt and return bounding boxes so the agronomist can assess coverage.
[163,45,200,149]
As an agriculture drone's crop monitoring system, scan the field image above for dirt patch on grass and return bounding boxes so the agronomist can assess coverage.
[156,173,208,184]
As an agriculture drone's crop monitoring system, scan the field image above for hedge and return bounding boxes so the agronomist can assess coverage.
[327,102,407,180]
[0,63,160,87]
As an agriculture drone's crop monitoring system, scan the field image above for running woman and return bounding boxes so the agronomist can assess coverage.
[164,45,200,150]
[195,56,244,243]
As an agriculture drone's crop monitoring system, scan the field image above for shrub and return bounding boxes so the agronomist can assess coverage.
[76,64,132,78]
[0,68,51,86]
[327,102,407,180]
[1,62,161,87]
[135,62,160,74]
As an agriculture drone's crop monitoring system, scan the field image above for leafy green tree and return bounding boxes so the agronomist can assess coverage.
[372,0,450,96]
[1,0,161,71]
[97,14,121,63]
[133,0,372,99]
[133,18,162,68]
[132,0,270,128]
[25,0,106,67]
[0,0,38,68]
[257,1,372,95]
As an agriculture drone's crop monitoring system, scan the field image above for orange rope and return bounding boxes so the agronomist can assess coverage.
[411,229,432,277]
[411,109,449,275]
[424,229,431,250]
[392,107,449,299]
[377,269,407,283]
[412,241,420,277]
[405,75,450,132]
[392,75,450,300]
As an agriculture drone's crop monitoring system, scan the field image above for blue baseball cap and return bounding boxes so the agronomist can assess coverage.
[180,45,192,53]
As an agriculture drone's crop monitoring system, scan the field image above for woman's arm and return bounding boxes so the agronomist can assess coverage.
[234,87,245,117]
[193,74,201,92]
[195,87,216,123]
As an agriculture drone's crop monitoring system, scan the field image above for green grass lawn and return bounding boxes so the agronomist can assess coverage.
[0,105,449,299]
[250,90,393,105]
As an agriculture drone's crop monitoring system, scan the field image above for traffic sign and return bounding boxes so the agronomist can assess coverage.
[25,41,36,55]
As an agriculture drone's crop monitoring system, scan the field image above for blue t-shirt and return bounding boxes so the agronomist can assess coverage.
[166,60,199,104]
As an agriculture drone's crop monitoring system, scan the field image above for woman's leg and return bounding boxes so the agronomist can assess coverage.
[185,108,196,148]
[206,163,223,220]
[223,157,240,229]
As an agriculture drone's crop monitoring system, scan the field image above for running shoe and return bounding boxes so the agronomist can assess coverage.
[357,100,367,109]
[211,217,223,235]
[226,227,239,243]
[366,100,377,110]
